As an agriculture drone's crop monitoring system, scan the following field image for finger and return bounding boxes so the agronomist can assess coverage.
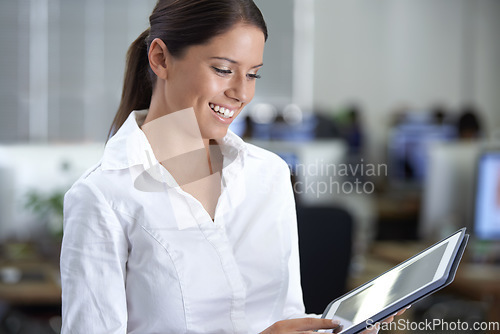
[382,306,411,323]
[395,309,406,316]
[397,304,412,316]
[333,324,344,334]
[381,315,395,323]
[288,318,342,331]
[360,322,380,334]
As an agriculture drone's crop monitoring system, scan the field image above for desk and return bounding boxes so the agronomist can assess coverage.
[0,261,61,306]
[352,242,500,327]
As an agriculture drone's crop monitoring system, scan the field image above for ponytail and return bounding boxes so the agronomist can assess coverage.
[108,29,152,140]
[107,0,268,140]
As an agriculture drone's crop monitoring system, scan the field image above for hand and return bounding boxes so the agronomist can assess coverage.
[360,306,410,334]
[260,318,342,334]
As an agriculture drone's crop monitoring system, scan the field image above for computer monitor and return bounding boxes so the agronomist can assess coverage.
[473,148,500,240]
[388,112,457,185]
[419,142,480,240]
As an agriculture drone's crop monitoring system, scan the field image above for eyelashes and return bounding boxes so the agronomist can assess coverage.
[248,73,262,79]
[212,67,231,75]
[211,66,261,80]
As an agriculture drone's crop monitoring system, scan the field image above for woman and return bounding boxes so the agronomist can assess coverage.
[61,0,403,333]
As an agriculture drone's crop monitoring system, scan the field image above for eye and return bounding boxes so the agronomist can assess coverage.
[212,66,232,76]
[247,73,261,80]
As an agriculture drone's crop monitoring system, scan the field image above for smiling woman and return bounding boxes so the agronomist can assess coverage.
[107,0,268,140]
[59,1,392,333]
[145,23,265,143]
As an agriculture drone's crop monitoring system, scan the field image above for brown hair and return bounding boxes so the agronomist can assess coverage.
[108,0,268,139]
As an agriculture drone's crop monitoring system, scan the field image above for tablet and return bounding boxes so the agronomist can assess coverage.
[321,228,469,334]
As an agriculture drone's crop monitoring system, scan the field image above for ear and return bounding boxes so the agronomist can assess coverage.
[148,38,169,80]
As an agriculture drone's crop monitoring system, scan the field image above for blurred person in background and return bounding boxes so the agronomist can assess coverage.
[456,105,483,140]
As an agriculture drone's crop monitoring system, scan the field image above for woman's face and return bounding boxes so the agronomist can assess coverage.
[161,23,265,142]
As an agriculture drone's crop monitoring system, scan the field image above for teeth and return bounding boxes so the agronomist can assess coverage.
[209,103,235,119]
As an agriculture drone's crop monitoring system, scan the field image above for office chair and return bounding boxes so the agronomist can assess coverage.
[296,205,353,314]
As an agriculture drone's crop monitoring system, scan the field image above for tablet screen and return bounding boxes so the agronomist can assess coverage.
[323,231,463,332]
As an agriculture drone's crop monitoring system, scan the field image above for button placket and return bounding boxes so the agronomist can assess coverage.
[198,223,249,333]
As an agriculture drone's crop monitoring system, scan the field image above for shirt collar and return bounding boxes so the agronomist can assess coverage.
[101,110,249,172]
[101,110,153,171]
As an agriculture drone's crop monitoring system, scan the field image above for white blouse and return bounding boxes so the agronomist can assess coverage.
[60,110,306,334]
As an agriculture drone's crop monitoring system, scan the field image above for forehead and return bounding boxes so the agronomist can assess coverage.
[187,23,265,66]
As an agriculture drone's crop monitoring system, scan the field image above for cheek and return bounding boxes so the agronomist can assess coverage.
[168,70,227,109]
[248,83,257,100]
[191,76,225,102]
[242,82,256,107]
[204,78,227,97]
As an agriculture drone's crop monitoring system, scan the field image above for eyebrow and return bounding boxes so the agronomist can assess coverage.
[210,57,263,69]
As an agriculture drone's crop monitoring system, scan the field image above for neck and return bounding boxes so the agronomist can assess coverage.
[205,139,213,174]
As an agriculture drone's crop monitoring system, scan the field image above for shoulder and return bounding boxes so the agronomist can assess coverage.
[242,142,293,191]
[65,161,133,209]
[245,142,291,173]
[65,163,106,208]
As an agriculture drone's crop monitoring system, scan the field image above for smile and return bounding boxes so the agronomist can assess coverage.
[210,103,235,119]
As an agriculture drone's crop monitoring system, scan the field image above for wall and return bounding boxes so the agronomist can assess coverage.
[0,0,295,143]
[0,0,157,142]
[1,0,499,151]
[254,0,295,106]
[312,0,500,162]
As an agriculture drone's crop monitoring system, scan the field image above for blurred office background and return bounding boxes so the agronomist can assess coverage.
[1,0,500,333]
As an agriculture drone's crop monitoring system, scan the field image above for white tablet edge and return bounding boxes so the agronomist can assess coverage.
[432,231,462,281]
[323,229,464,324]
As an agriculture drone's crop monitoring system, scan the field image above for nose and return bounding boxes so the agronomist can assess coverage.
[225,75,254,105]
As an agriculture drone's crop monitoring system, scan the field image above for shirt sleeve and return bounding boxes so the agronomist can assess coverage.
[60,179,129,334]
[278,164,309,320]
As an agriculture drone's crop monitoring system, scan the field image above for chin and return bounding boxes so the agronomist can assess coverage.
[202,127,229,142]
